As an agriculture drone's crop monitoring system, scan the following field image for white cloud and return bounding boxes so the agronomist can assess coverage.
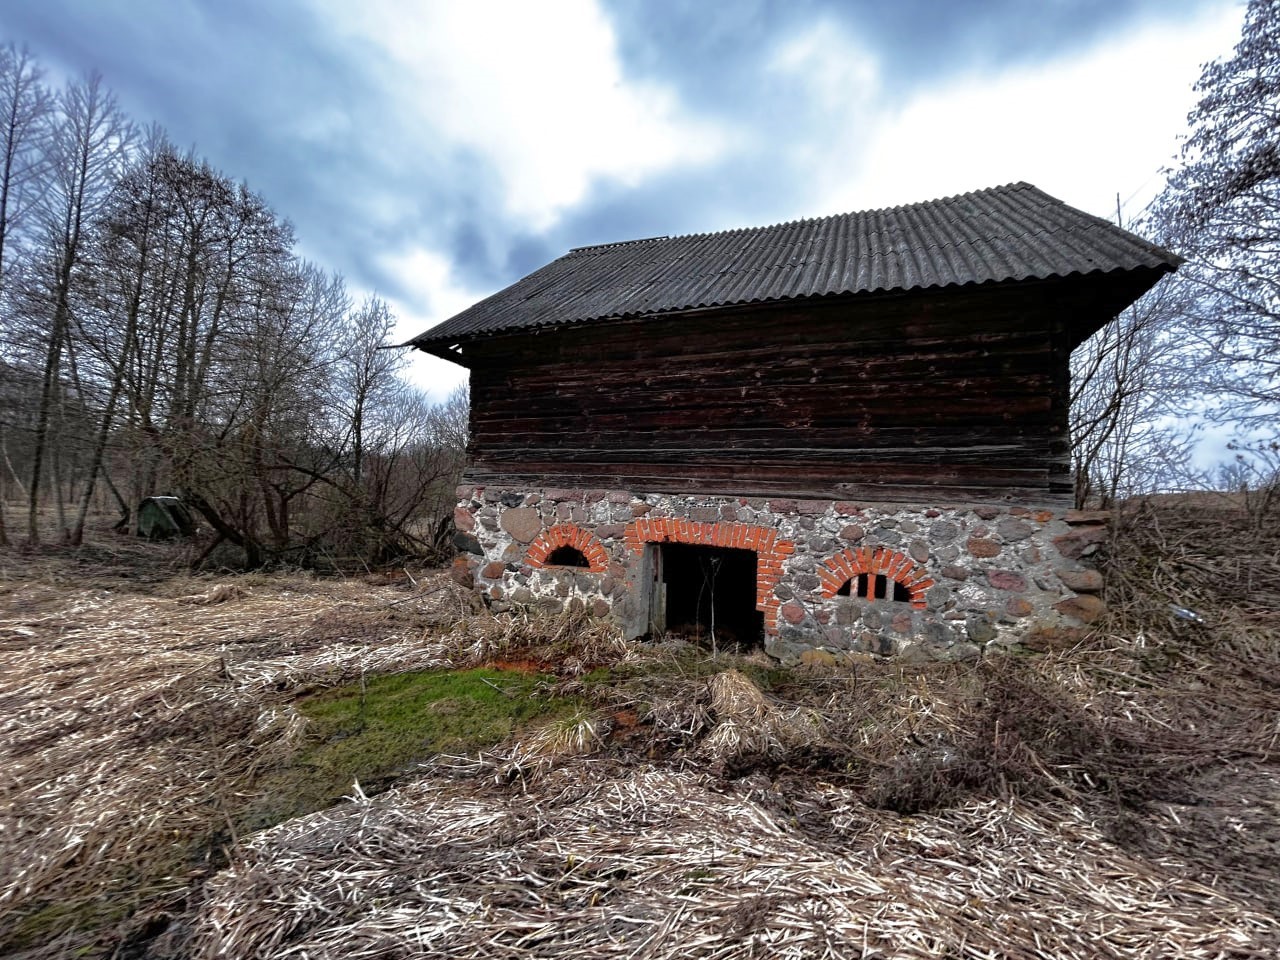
[768,19,881,108]
[314,0,728,230]
[814,3,1243,221]
[372,247,481,401]
[763,18,884,180]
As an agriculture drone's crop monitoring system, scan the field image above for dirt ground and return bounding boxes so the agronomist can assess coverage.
[1,501,1279,959]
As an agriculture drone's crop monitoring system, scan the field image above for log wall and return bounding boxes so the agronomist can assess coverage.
[460,278,1107,506]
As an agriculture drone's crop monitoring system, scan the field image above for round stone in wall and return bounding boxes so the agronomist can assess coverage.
[929,521,959,544]
[1006,597,1034,618]
[996,517,1034,542]
[1057,568,1104,592]
[966,614,997,643]
[500,507,542,543]
[926,584,950,609]
[986,569,1027,592]
[966,536,1000,558]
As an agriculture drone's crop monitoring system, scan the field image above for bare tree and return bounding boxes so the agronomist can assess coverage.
[1070,276,1201,506]
[0,44,51,545]
[357,382,469,562]
[0,47,460,568]
[67,126,171,543]
[1216,440,1280,534]
[141,158,316,566]
[1068,190,1205,507]
[24,72,132,542]
[1152,0,1280,438]
[0,44,49,285]
[229,261,347,560]
[335,294,400,487]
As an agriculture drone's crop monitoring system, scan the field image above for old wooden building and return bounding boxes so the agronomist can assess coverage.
[412,183,1179,660]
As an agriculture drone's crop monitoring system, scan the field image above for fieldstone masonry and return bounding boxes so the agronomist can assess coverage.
[452,485,1110,663]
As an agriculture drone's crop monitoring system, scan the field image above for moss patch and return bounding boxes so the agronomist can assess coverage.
[238,668,573,833]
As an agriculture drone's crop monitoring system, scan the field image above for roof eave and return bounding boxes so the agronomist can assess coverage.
[409,339,473,368]
[407,266,1179,353]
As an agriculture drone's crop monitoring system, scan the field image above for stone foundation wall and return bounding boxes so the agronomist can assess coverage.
[451,485,1109,664]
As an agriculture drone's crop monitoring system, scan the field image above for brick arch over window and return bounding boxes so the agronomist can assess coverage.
[819,546,933,609]
[527,524,609,573]
[623,517,795,635]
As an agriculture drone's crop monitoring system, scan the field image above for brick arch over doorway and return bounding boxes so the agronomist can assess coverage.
[623,518,795,634]
[818,546,933,609]
[526,524,610,573]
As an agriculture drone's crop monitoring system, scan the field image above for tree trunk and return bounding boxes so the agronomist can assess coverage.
[51,402,68,540]
[0,474,7,546]
[70,376,124,545]
[27,270,72,542]
[71,207,149,545]
[184,489,263,569]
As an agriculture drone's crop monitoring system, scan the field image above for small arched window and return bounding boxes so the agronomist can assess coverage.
[547,545,590,568]
[837,573,913,602]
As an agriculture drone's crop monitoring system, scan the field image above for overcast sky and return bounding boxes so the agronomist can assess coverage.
[0,0,1246,399]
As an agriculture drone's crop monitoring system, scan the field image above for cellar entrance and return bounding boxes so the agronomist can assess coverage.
[652,543,762,650]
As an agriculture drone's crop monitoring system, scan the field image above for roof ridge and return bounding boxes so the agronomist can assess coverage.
[563,182,1040,256]
[569,235,669,254]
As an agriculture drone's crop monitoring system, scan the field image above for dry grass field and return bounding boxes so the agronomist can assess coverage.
[1,496,1279,959]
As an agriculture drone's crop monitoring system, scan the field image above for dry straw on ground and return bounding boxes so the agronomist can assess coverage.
[183,762,1275,960]
[2,494,1279,959]
[0,543,472,957]
[695,669,827,765]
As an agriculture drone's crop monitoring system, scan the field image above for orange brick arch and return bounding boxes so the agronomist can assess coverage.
[623,517,795,634]
[818,546,933,609]
[526,524,610,573]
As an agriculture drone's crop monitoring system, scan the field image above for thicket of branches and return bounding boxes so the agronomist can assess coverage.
[1071,0,1280,507]
[0,48,465,566]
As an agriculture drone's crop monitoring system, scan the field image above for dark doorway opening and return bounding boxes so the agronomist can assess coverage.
[659,543,762,650]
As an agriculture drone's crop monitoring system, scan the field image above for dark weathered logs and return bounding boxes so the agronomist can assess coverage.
[460,277,1097,504]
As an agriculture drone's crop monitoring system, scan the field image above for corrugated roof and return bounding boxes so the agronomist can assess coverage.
[411,182,1180,348]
